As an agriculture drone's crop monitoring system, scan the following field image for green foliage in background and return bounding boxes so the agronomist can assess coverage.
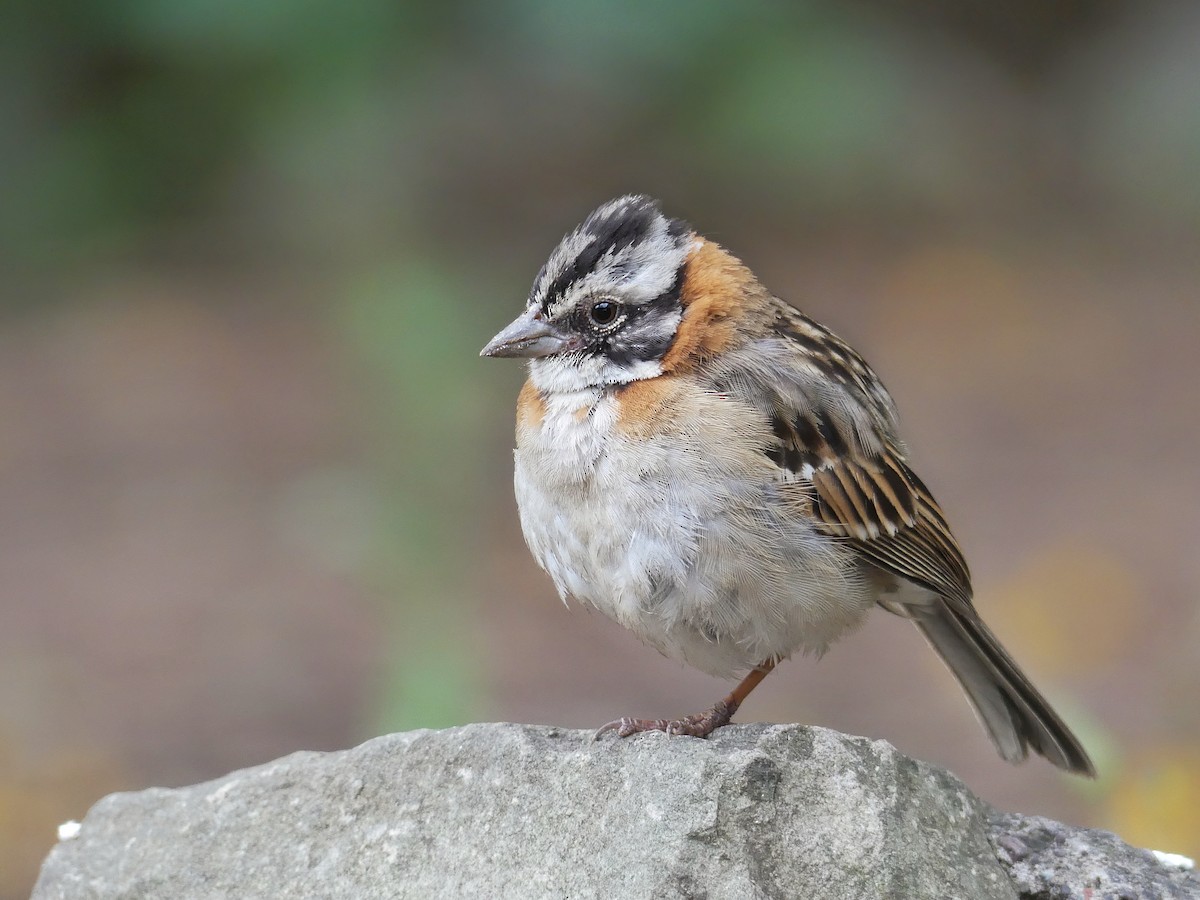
[7,0,1196,289]
[340,258,490,732]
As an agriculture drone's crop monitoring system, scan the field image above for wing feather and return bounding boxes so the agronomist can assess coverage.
[721,300,974,608]
[692,285,1093,774]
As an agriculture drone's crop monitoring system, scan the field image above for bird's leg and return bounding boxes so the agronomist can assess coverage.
[594,658,778,740]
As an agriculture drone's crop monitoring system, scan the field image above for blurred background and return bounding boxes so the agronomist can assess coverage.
[3,0,1199,894]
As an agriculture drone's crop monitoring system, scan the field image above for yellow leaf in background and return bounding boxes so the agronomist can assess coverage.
[0,735,128,900]
[986,542,1140,678]
[1106,747,1200,860]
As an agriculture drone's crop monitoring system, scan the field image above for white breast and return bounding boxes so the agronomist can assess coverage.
[513,381,877,679]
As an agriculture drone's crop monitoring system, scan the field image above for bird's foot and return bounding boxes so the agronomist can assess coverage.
[593,699,736,740]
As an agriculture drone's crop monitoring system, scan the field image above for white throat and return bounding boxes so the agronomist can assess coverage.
[528,353,664,396]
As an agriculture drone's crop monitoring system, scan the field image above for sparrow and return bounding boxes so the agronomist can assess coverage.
[481,195,1095,776]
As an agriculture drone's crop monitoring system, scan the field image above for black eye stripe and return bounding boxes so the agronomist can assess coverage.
[578,267,685,366]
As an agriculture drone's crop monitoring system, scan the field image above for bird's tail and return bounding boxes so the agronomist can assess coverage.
[913,603,1096,777]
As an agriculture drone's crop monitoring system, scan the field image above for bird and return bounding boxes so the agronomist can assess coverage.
[481,194,1095,776]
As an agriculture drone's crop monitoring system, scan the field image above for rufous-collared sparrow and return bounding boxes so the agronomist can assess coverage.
[482,195,1095,776]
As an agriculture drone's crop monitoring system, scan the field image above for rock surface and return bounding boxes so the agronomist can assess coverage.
[991,812,1198,900]
[33,723,1198,900]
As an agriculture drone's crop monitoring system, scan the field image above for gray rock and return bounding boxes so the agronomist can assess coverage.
[991,812,1199,900]
[32,723,1196,900]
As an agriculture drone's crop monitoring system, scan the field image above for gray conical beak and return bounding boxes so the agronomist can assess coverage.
[480,308,576,358]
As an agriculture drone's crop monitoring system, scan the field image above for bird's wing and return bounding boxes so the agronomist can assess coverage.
[714,302,974,608]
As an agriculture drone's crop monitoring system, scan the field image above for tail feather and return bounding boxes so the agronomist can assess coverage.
[913,604,1096,777]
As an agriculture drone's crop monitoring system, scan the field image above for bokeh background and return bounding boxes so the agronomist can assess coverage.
[4,0,1199,894]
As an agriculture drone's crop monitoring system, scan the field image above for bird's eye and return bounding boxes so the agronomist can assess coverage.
[589,300,621,327]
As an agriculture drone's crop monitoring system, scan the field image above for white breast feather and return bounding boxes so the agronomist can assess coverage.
[514,380,877,678]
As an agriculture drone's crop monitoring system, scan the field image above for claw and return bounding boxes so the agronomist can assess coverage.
[593,716,668,740]
[592,661,775,744]
[593,701,736,741]
[592,718,624,740]
[590,720,619,739]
